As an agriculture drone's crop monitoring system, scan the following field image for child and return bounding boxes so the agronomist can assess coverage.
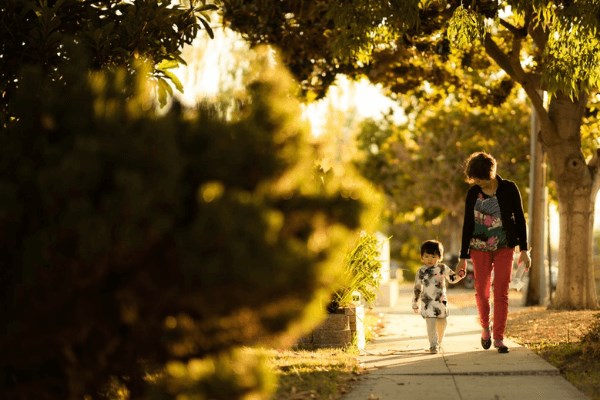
[412,240,464,353]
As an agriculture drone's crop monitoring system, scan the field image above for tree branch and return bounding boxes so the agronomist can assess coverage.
[482,33,523,81]
[483,32,553,144]
[498,18,527,37]
[528,20,548,50]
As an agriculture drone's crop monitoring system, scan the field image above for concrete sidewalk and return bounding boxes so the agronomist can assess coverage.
[343,284,589,400]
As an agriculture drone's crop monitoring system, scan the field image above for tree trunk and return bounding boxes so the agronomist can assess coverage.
[444,213,462,258]
[553,187,597,309]
[543,95,599,309]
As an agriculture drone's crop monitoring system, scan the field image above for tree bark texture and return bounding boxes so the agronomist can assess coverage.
[543,94,599,309]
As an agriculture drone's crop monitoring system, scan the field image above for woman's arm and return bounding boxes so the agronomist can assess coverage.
[460,187,478,259]
[510,182,528,251]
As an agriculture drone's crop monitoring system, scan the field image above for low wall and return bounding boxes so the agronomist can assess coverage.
[296,305,365,350]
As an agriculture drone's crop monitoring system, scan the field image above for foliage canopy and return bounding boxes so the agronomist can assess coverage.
[0,0,217,122]
[218,0,600,100]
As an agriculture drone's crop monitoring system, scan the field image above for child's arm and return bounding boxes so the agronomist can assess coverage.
[443,263,464,284]
[412,269,422,313]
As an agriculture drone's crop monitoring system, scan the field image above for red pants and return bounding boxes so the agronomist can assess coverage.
[470,247,515,341]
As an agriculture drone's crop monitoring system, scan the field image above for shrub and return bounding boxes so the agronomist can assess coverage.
[0,49,367,399]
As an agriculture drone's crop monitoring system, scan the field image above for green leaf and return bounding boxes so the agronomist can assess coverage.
[199,16,214,39]
[163,70,184,93]
[156,77,173,107]
[157,59,179,70]
[198,4,219,12]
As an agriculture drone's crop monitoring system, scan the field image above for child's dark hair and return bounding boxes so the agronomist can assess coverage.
[421,240,443,258]
[464,151,497,182]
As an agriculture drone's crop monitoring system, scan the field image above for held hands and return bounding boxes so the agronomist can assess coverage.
[456,258,467,278]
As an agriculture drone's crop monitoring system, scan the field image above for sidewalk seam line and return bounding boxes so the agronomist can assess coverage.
[444,353,464,400]
[367,371,561,376]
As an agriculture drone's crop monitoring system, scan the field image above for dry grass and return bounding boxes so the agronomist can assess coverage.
[265,311,385,399]
[506,306,600,400]
[266,348,361,400]
[506,306,598,345]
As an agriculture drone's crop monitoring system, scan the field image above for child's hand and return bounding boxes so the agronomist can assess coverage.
[457,270,466,278]
[412,307,419,314]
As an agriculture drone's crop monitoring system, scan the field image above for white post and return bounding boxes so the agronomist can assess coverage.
[375,232,397,306]
[527,95,547,304]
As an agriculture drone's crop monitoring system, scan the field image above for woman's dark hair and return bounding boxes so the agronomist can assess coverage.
[464,152,497,181]
[421,240,444,258]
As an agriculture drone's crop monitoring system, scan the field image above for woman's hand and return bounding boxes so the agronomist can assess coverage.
[456,258,467,277]
[518,250,531,271]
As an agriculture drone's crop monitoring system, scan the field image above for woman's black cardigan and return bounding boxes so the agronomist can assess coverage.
[459,175,529,259]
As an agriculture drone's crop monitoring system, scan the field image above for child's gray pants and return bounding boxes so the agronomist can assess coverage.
[426,317,447,347]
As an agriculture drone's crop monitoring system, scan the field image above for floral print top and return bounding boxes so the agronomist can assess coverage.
[412,263,462,318]
[469,193,508,252]
[460,176,528,259]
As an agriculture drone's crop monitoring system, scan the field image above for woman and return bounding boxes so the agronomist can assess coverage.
[456,152,531,354]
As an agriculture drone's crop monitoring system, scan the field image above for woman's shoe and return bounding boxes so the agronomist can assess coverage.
[481,328,491,350]
[481,337,492,350]
[494,340,509,353]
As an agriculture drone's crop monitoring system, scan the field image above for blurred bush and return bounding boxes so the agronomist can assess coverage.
[0,48,370,399]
